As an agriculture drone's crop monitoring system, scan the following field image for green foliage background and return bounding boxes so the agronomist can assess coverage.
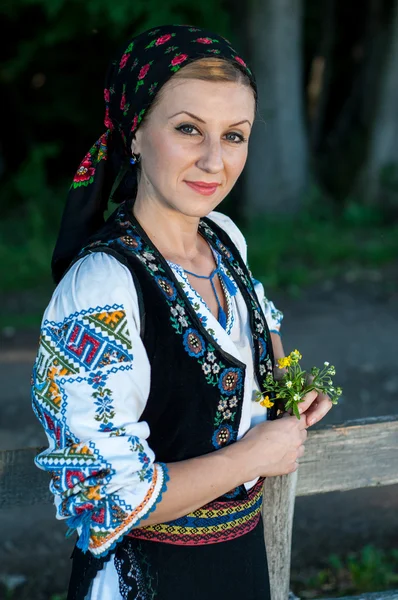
[1,0,397,299]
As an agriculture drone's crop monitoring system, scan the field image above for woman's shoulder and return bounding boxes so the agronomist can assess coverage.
[46,251,140,325]
[206,210,248,263]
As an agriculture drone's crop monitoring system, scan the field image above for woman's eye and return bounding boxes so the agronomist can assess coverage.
[225,132,246,144]
[176,124,200,136]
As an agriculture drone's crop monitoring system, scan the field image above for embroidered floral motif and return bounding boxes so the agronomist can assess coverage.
[73,155,95,187]
[170,53,189,72]
[165,45,179,54]
[131,108,146,133]
[119,42,135,71]
[234,55,247,68]
[148,82,158,96]
[212,423,234,448]
[145,32,176,49]
[193,37,219,44]
[135,62,153,93]
[130,57,139,71]
[128,436,154,483]
[183,329,206,357]
[90,374,116,426]
[155,276,177,301]
[71,132,109,189]
[218,367,242,396]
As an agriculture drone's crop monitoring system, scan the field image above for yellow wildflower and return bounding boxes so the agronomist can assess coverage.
[277,356,292,369]
[259,395,275,408]
[290,349,303,363]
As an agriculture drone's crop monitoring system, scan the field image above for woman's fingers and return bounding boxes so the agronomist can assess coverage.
[304,393,333,426]
[298,389,318,414]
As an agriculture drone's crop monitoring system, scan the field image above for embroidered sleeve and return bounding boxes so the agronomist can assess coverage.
[207,211,284,335]
[31,252,168,558]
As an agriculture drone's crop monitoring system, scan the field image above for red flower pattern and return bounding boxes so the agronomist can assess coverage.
[138,63,151,80]
[195,38,212,44]
[73,156,95,183]
[131,114,139,132]
[234,56,247,68]
[156,34,172,46]
[119,54,129,69]
[120,94,126,111]
[104,88,110,103]
[104,107,113,130]
[171,53,188,67]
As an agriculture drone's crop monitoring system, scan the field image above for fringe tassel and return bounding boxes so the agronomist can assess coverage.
[66,511,92,553]
[218,305,227,329]
[219,269,237,297]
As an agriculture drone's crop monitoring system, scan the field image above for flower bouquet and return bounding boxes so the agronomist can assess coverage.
[255,349,342,419]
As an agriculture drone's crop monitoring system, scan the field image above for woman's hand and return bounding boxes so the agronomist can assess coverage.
[284,372,334,426]
[240,412,308,479]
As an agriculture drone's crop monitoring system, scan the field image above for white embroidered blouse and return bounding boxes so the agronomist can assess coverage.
[31,211,283,565]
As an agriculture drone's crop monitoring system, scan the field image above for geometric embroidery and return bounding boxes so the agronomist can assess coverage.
[128,477,264,546]
[41,307,133,374]
[32,299,169,556]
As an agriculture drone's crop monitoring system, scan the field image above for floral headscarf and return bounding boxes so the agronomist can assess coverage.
[52,24,256,283]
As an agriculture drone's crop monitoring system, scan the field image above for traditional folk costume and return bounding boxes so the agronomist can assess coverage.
[31,25,283,600]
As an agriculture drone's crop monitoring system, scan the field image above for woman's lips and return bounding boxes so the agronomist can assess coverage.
[184,181,220,196]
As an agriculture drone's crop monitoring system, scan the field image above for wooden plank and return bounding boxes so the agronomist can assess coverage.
[263,471,298,600]
[296,415,398,496]
[318,590,398,600]
[1,415,397,509]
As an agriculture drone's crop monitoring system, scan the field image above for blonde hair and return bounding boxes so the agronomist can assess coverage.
[144,57,256,120]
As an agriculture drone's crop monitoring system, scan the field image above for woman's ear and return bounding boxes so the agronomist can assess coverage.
[131,129,143,156]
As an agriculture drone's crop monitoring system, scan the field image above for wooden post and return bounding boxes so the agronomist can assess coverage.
[262,470,298,600]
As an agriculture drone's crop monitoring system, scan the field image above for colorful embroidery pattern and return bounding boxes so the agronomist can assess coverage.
[253,278,284,333]
[199,218,275,414]
[32,304,169,557]
[71,132,109,189]
[128,478,264,546]
[166,254,236,335]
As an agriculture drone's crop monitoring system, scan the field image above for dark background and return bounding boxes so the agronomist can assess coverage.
[0,1,397,598]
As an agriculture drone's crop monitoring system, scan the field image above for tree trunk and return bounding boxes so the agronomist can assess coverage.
[360,0,398,205]
[245,0,309,216]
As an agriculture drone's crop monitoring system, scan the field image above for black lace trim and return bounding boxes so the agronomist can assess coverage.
[115,541,153,599]
[67,537,157,600]
[66,535,120,600]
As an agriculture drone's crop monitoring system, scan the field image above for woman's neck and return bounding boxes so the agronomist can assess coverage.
[132,195,204,263]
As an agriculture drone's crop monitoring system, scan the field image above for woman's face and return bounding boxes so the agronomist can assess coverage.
[132,78,255,218]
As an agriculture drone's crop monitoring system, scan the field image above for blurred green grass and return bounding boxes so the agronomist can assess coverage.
[291,544,398,598]
[2,195,397,292]
[1,189,397,330]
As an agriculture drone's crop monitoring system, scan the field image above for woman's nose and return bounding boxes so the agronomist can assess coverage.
[196,139,224,173]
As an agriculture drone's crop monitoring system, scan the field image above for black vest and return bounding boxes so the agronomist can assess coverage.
[76,200,276,499]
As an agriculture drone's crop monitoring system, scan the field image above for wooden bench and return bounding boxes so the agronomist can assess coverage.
[1,414,398,600]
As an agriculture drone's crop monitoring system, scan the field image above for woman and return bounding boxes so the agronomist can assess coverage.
[31,24,332,600]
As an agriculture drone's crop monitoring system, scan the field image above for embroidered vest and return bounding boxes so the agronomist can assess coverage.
[77,200,277,503]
